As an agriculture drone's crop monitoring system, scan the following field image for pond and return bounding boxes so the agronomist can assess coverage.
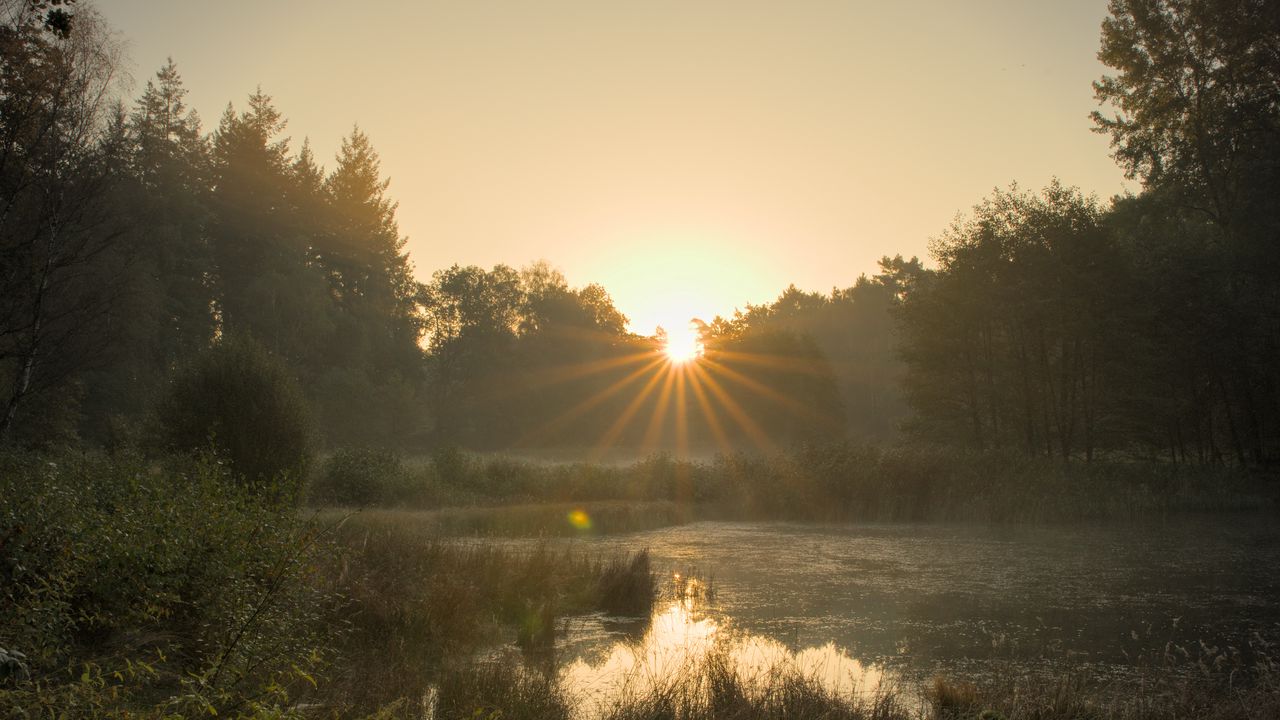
[507,519,1280,712]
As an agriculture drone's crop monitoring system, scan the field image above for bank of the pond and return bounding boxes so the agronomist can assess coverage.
[5,449,1279,718]
[322,514,1280,720]
[306,444,1279,525]
[313,500,695,537]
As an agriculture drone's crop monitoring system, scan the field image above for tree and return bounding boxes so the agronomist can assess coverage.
[1094,0,1280,464]
[75,60,216,442]
[207,90,334,369]
[1093,0,1280,243]
[154,335,314,492]
[700,277,906,441]
[305,128,426,446]
[897,182,1128,459]
[0,1,125,442]
[320,127,416,318]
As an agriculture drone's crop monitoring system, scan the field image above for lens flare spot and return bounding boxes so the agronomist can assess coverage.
[567,508,592,530]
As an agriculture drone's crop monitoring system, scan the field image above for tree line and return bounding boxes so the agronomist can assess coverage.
[891,0,1280,466]
[2,0,1277,466]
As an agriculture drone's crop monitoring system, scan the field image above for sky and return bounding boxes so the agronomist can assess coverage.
[97,0,1131,336]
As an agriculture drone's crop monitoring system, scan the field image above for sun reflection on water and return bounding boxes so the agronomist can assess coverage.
[560,600,885,715]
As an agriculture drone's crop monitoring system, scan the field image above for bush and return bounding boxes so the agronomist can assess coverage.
[153,335,314,494]
[312,447,406,506]
[0,450,334,715]
[431,444,473,486]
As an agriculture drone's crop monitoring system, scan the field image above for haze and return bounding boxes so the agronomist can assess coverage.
[101,0,1128,334]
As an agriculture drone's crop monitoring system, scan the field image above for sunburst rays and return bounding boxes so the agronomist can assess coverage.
[513,338,831,457]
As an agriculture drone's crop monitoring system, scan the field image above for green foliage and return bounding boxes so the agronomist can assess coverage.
[0,450,334,716]
[895,181,1123,458]
[703,276,911,440]
[17,63,428,451]
[1084,0,1280,465]
[309,445,1273,525]
[311,446,407,506]
[431,443,474,486]
[420,262,644,449]
[0,3,125,446]
[154,336,314,492]
[1093,0,1280,233]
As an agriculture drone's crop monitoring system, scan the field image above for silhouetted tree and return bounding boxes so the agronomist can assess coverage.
[1093,0,1280,464]
[0,1,124,443]
[897,182,1129,459]
[76,59,215,442]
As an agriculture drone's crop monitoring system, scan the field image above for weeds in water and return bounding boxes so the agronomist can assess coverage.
[598,550,657,617]
[314,512,659,715]
[925,641,1280,720]
[601,639,907,720]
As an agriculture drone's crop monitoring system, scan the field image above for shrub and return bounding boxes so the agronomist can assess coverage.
[153,335,314,494]
[430,444,473,486]
[0,450,334,715]
[313,447,406,506]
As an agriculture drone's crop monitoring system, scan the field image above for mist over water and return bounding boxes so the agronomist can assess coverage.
[516,520,1280,707]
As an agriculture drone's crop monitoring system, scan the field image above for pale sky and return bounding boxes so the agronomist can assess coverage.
[97,0,1131,335]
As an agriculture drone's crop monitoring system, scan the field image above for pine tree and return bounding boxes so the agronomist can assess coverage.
[321,127,415,318]
[207,90,333,368]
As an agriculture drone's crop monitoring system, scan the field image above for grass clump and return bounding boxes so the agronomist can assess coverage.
[310,446,408,506]
[602,641,906,720]
[313,510,660,715]
[435,662,571,720]
[597,549,657,617]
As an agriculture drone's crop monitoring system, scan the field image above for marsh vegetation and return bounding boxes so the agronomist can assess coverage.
[3,0,1280,717]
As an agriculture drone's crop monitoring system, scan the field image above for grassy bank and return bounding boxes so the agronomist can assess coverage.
[377,640,1280,720]
[5,448,1278,718]
[314,511,657,715]
[315,500,694,538]
[0,451,659,717]
[307,443,1277,524]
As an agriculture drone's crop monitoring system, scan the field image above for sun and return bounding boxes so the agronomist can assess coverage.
[662,322,703,364]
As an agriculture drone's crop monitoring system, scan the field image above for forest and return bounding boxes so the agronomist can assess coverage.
[3,0,1279,718]
[2,3,1278,467]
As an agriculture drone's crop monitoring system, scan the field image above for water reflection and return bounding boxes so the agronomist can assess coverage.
[539,520,1280,677]
[502,518,1280,708]
[560,592,886,715]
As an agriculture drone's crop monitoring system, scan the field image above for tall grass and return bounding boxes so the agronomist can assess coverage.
[418,640,1280,720]
[6,449,1276,717]
[599,640,908,720]
[926,659,1280,720]
[308,443,1276,524]
[316,502,691,538]
[313,511,657,715]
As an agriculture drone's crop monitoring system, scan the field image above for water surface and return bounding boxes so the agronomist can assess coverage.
[531,519,1280,706]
